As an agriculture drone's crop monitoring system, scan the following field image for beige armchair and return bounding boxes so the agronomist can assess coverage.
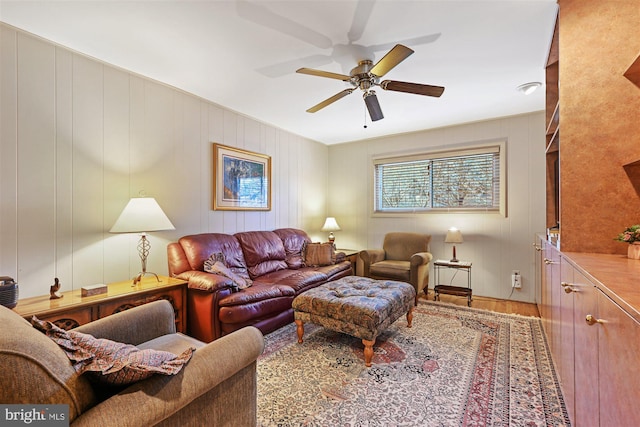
[0,300,264,426]
[360,232,433,305]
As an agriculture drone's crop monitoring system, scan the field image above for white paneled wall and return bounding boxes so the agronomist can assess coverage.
[328,113,546,303]
[1,25,328,298]
[1,23,546,304]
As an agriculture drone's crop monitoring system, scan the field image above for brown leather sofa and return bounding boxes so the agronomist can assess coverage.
[167,228,352,342]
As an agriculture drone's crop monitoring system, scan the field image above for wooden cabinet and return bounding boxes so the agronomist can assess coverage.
[558,256,575,423]
[597,291,640,426]
[570,268,599,427]
[539,238,559,342]
[537,238,640,426]
[14,276,187,332]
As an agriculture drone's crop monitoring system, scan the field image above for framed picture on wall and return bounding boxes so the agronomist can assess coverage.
[212,143,271,211]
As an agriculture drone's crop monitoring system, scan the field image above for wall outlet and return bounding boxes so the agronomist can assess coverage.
[511,270,521,288]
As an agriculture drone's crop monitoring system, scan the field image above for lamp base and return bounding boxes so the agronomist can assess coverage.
[132,234,163,286]
[450,245,459,263]
[132,271,162,286]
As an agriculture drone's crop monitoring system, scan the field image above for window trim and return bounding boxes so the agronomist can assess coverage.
[370,140,507,217]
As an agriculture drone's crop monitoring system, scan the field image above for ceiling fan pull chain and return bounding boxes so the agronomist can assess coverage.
[364,105,368,129]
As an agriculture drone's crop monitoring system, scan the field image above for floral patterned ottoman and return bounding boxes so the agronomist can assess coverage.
[292,276,416,367]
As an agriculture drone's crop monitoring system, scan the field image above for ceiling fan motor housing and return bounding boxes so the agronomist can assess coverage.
[350,60,379,90]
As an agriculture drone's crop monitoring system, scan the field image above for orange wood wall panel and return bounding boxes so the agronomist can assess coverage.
[559,0,640,254]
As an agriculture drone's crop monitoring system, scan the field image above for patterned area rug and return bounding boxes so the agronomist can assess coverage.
[257,300,570,426]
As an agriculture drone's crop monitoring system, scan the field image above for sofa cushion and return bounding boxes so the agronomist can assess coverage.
[235,231,288,278]
[179,233,248,276]
[218,283,295,307]
[272,228,311,269]
[205,260,252,290]
[303,242,336,266]
[370,260,411,282]
[253,268,328,293]
[32,317,194,386]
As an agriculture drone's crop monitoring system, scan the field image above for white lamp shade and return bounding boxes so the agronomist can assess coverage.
[445,228,464,244]
[321,217,341,232]
[110,197,175,233]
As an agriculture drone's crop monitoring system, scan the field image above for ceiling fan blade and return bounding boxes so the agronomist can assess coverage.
[369,44,414,77]
[368,33,441,53]
[348,0,376,42]
[306,89,355,113]
[381,80,445,97]
[257,54,333,78]
[236,1,333,49]
[296,68,352,81]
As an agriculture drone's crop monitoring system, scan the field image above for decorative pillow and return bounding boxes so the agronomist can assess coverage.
[205,260,253,290]
[203,252,227,272]
[31,317,194,386]
[304,242,336,267]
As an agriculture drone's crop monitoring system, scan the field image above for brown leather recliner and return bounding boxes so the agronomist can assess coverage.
[360,232,433,305]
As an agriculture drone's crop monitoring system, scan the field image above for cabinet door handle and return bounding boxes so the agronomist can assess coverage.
[533,243,542,251]
[585,314,603,326]
[564,286,575,294]
[544,258,556,264]
[560,281,571,287]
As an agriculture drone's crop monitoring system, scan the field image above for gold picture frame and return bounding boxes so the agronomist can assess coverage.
[212,143,271,211]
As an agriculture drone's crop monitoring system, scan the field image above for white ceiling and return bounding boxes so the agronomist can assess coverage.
[0,0,558,145]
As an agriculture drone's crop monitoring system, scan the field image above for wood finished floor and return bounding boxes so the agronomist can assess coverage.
[420,289,540,317]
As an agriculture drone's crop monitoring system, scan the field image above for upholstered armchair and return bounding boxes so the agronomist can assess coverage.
[0,300,264,426]
[360,232,433,305]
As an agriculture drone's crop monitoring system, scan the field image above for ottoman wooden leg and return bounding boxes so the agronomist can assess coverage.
[362,339,375,367]
[406,306,414,328]
[295,319,305,343]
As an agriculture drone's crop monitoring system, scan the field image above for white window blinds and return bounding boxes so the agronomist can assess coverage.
[374,145,502,213]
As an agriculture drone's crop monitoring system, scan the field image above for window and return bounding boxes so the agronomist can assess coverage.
[373,143,505,214]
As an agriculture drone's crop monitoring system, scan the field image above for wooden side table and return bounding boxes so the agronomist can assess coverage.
[13,276,188,331]
[433,259,473,306]
[337,249,360,275]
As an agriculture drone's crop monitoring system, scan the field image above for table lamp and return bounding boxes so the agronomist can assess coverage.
[445,227,463,262]
[110,197,175,285]
[321,217,341,246]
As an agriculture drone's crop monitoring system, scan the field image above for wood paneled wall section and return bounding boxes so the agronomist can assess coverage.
[0,24,329,298]
[559,0,640,254]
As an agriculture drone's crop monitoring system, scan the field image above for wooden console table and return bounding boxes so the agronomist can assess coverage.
[13,276,187,332]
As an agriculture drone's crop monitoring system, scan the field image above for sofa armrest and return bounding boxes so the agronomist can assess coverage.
[359,249,385,264]
[72,326,265,427]
[410,251,433,267]
[74,300,176,346]
[359,249,385,276]
[177,270,234,292]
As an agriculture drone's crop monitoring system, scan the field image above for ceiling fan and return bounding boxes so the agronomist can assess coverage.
[297,44,445,122]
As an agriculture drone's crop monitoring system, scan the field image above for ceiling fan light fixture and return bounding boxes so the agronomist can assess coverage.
[364,91,384,121]
[516,81,542,95]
